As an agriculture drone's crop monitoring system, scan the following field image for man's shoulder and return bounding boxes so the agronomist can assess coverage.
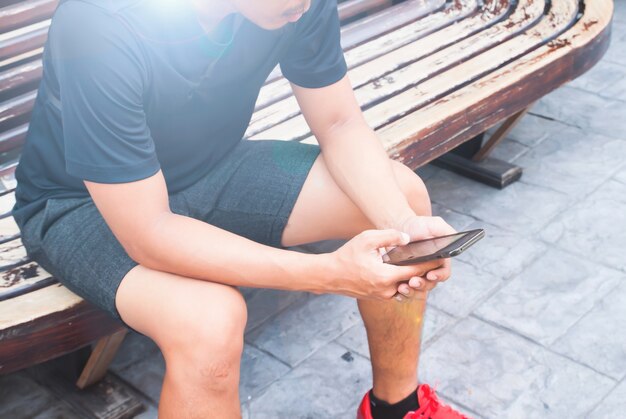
[51,0,150,46]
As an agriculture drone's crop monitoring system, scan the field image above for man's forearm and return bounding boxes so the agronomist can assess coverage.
[134,212,333,293]
[319,121,417,230]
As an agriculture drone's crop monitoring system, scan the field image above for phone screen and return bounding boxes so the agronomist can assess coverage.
[383,231,477,265]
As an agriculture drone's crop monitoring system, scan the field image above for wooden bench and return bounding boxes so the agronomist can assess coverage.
[0,0,613,397]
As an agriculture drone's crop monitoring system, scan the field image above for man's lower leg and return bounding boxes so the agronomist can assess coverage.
[358,292,428,404]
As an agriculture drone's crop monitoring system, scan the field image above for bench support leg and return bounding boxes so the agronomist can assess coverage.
[76,328,128,389]
[433,106,531,189]
[472,107,531,162]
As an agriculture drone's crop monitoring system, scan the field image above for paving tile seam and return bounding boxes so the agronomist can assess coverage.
[587,376,626,416]
[604,57,626,66]
[333,326,371,359]
[612,175,626,186]
[421,315,465,352]
[564,84,626,106]
[469,313,621,384]
[534,226,626,274]
[572,86,626,103]
[501,138,532,164]
[431,189,570,240]
[515,163,626,199]
[527,110,587,132]
[435,393,485,419]
[110,341,162,375]
[429,201,479,226]
[579,377,626,418]
[531,104,626,143]
[239,344,294,404]
[2,374,76,418]
[108,369,161,407]
[467,270,522,310]
[333,340,372,363]
[244,344,372,416]
[244,291,313,336]
[243,341,293,371]
[546,278,625,354]
[22,369,87,417]
[428,264,523,318]
[108,372,159,416]
[428,273,508,319]
[280,322,363,369]
[429,200,513,235]
[518,177,626,255]
[239,373,286,409]
[469,313,565,350]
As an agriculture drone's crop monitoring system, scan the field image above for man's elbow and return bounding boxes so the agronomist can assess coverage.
[124,240,152,267]
[119,212,171,269]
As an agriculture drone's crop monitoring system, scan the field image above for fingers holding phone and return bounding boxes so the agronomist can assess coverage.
[327,227,484,302]
[328,229,445,300]
[385,228,485,300]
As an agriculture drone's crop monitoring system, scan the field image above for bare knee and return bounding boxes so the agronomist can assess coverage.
[155,286,247,393]
[390,159,432,216]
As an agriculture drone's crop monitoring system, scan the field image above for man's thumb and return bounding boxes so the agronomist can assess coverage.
[370,229,410,248]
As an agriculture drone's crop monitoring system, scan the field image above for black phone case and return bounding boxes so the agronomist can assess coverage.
[384,229,485,266]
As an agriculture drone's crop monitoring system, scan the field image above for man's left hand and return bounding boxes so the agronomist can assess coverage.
[388,215,457,300]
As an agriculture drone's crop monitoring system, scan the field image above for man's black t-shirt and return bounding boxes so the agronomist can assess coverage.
[12,0,347,229]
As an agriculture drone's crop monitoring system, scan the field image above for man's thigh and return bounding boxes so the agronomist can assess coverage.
[177,138,322,248]
[281,152,432,247]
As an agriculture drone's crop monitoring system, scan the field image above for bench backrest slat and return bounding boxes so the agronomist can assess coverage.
[256,0,475,112]
[264,0,446,85]
[378,0,612,167]
[0,123,27,153]
[0,0,57,34]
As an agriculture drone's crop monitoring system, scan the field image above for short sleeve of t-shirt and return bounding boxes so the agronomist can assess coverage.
[279,0,347,88]
[50,2,160,183]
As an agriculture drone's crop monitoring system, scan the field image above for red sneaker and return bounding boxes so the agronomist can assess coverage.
[357,384,472,419]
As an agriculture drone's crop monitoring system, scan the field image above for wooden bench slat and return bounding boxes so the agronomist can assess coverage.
[0,89,36,131]
[0,187,14,215]
[0,45,40,70]
[254,0,476,113]
[0,58,41,97]
[361,0,579,137]
[0,122,27,153]
[0,236,28,268]
[0,282,125,376]
[337,0,392,22]
[0,0,57,34]
[249,0,505,138]
[0,282,78,329]
[0,189,54,301]
[264,0,447,85]
[0,19,48,62]
[339,0,446,50]
[0,209,19,241]
[375,0,611,168]
[0,165,16,193]
[252,0,548,141]
[0,260,57,302]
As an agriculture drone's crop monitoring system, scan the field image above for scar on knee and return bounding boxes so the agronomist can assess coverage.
[199,360,232,379]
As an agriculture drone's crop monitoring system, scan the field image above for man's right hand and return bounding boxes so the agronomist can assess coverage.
[322,229,444,300]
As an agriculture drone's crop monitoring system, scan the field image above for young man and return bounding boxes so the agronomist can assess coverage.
[13,0,470,417]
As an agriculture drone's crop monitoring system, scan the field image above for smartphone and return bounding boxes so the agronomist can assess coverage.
[382,228,485,266]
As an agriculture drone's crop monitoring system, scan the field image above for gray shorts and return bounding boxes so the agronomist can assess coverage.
[20,139,321,327]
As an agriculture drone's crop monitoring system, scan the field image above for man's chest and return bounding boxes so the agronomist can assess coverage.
[141,23,292,133]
